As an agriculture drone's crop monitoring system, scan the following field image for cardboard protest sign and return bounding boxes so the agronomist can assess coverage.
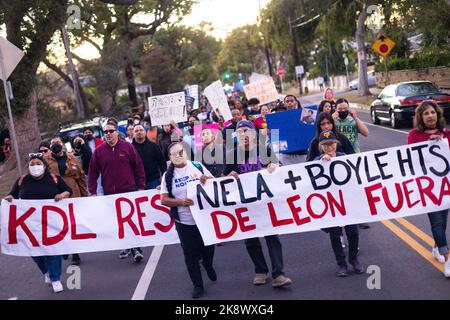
[244,78,279,105]
[265,107,317,153]
[194,123,219,149]
[148,92,186,126]
[204,80,232,122]
[188,140,450,245]
[186,85,199,110]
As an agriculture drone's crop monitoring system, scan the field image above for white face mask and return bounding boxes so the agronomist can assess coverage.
[29,165,45,177]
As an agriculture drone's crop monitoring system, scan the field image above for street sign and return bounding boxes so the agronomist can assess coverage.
[344,57,349,66]
[371,35,396,58]
[0,36,24,80]
[276,67,285,77]
[295,65,304,75]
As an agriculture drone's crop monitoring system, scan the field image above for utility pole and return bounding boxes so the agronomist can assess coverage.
[288,16,303,96]
[61,26,85,119]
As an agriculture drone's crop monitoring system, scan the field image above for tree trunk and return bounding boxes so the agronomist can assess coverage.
[125,59,139,108]
[356,4,371,97]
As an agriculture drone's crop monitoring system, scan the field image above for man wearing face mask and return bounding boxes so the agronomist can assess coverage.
[83,128,103,153]
[332,98,371,230]
[88,121,146,262]
[45,136,88,266]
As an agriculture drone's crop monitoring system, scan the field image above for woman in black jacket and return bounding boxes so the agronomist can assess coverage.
[306,112,355,161]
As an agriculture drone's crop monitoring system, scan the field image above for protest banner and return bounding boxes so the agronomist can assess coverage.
[194,123,219,149]
[148,92,186,126]
[1,190,179,257]
[204,80,232,122]
[187,140,450,245]
[186,85,199,110]
[265,107,317,153]
[244,78,279,105]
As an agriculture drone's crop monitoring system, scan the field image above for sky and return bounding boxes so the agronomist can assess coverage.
[182,0,270,39]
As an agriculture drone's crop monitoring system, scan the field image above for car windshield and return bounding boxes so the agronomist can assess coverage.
[59,126,102,143]
[397,83,440,96]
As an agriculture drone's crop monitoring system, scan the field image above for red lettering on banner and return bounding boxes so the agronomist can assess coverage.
[402,179,420,208]
[42,205,69,246]
[287,195,311,226]
[268,202,294,227]
[382,183,404,213]
[211,211,237,239]
[8,206,39,246]
[69,203,97,240]
[235,207,256,232]
[438,177,450,205]
[364,183,383,215]
[151,194,174,233]
[306,193,328,219]
[416,176,438,206]
[115,197,140,239]
[327,191,346,217]
[135,196,156,237]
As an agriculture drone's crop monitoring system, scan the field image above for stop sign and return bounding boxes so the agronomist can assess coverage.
[276,68,285,76]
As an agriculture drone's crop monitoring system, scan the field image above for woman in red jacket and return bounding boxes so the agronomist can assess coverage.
[407,100,450,277]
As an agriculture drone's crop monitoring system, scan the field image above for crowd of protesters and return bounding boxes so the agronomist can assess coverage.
[3,86,449,297]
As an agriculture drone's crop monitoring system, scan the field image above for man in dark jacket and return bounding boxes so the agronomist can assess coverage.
[132,124,167,190]
[88,121,146,262]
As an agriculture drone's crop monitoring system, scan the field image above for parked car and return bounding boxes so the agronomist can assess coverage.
[370,81,450,128]
[349,71,377,90]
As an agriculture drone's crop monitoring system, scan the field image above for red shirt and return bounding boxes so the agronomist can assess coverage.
[407,128,450,147]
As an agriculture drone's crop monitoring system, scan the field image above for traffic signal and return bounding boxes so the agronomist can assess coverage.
[224,71,232,81]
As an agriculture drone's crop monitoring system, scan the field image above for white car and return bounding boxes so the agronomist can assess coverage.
[349,72,377,90]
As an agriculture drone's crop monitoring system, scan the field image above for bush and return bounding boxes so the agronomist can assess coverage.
[375,51,450,72]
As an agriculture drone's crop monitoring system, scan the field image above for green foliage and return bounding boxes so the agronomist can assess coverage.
[375,50,450,72]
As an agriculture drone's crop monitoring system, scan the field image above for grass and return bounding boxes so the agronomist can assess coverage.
[335,89,378,106]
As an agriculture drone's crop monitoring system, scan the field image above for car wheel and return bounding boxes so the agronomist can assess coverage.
[371,108,380,125]
[390,111,400,129]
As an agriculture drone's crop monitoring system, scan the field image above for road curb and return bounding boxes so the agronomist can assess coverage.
[350,102,370,111]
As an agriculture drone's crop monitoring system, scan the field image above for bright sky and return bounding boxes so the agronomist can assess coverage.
[182,0,270,39]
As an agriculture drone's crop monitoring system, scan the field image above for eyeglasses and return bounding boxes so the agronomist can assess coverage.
[104,130,116,134]
[28,152,43,159]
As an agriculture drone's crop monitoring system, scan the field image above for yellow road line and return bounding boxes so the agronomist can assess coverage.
[381,219,443,273]
[395,218,435,248]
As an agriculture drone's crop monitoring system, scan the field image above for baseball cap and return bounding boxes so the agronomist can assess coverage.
[319,130,337,144]
[236,120,255,130]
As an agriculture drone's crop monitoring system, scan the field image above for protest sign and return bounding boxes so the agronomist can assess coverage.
[1,190,179,256]
[187,140,450,245]
[265,107,317,153]
[244,78,279,105]
[186,85,199,110]
[204,80,232,122]
[194,123,219,149]
[148,92,186,126]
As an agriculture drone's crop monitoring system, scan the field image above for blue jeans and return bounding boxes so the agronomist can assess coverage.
[145,178,160,190]
[245,235,285,279]
[32,256,62,282]
[428,209,449,256]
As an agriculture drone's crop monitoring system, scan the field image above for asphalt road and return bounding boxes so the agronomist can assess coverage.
[1,92,449,300]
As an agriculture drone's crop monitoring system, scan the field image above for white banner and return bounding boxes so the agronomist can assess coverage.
[204,80,232,122]
[148,92,186,126]
[187,140,450,245]
[244,78,279,105]
[186,85,199,110]
[1,190,179,257]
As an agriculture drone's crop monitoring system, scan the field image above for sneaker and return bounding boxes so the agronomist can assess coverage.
[350,259,365,274]
[432,247,445,264]
[445,259,450,278]
[337,265,349,277]
[192,286,204,299]
[253,273,268,285]
[71,254,81,266]
[272,275,292,288]
[119,249,131,259]
[44,273,51,285]
[132,249,144,262]
[51,281,63,293]
[204,266,217,281]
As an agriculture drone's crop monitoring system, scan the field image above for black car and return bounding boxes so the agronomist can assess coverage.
[370,81,450,128]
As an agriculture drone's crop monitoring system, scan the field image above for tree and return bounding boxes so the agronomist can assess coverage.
[0,1,69,174]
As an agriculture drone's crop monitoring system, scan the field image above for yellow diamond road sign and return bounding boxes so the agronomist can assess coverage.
[372,35,396,58]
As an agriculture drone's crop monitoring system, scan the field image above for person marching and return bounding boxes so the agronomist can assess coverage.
[407,100,450,277]
[315,130,365,277]
[160,142,217,299]
[4,153,72,293]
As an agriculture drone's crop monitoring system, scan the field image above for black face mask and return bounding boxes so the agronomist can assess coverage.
[51,143,63,154]
[84,135,93,141]
[338,111,349,120]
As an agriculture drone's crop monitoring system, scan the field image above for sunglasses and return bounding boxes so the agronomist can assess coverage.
[29,152,44,159]
[104,129,116,134]
[39,149,49,153]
